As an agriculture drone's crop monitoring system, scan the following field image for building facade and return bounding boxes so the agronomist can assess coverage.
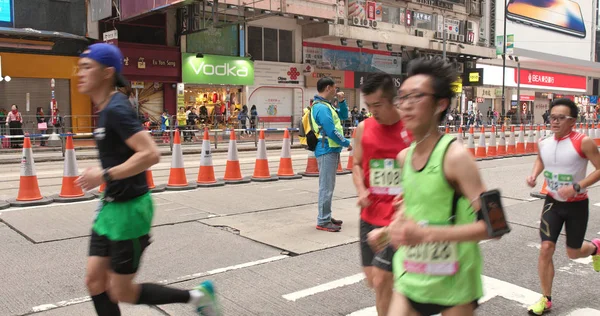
[0,0,92,133]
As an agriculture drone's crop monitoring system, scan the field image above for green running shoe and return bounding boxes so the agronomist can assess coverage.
[592,239,600,272]
[527,296,551,315]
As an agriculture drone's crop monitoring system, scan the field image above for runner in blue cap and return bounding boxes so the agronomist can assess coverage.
[76,43,221,316]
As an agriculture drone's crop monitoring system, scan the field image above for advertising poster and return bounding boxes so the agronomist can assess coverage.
[137,82,164,122]
[496,0,593,61]
[348,0,382,21]
[303,42,401,74]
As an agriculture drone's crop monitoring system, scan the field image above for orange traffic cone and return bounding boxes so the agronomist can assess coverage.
[346,129,357,171]
[507,125,516,156]
[252,130,278,182]
[533,125,540,153]
[487,126,497,158]
[166,129,197,190]
[530,179,549,199]
[497,125,507,156]
[525,125,535,154]
[277,129,302,180]
[299,151,319,177]
[475,126,487,159]
[223,130,251,184]
[54,135,95,202]
[337,158,352,175]
[146,169,166,192]
[516,124,526,155]
[456,126,464,146]
[197,128,225,187]
[466,127,475,157]
[10,135,53,206]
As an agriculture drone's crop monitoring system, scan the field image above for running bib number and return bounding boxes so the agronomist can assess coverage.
[403,242,459,275]
[369,159,402,195]
[543,171,573,192]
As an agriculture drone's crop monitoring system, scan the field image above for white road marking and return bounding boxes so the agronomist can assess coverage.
[30,254,289,313]
[480,275,540,305]
[572,256,593,265]
[347,306,376,316]
[526,242,541,250]
[593,202,600,207]
[346,275,541,316]
[526,198,539,201]
[282,273,365,302]
[0,199,96,213]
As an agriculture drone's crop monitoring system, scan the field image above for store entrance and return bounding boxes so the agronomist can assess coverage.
[183,85,243,128]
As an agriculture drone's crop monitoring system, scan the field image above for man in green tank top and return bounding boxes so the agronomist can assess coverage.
[368,58,495,316]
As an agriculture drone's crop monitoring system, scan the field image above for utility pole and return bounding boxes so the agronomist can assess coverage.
[443,27,447,60]
[501,1,508,119]
[516,58,521,124]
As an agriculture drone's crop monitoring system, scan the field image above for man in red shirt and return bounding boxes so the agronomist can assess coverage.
[352,73,412,315]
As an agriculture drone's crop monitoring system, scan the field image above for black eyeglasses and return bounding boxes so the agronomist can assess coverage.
[397,92,437,105]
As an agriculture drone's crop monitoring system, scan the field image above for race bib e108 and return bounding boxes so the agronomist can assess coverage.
[369,158,402,195]
[403,242,459,275]
[543,170,574,191]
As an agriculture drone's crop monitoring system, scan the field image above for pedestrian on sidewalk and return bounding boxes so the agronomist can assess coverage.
[75,43,220,316]
[311,77,351,232]
[6,104,23,148]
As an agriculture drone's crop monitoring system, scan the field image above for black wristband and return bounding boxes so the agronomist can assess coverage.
[102,168,112,183]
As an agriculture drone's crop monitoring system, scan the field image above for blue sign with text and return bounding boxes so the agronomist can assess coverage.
[0,0,12,23]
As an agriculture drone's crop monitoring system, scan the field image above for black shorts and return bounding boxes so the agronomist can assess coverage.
[408,297,479,316]
[360,219,394,272]
[540,196,589,249]
[89,230,152,275]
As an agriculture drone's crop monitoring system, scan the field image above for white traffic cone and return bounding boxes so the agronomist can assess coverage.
[197,128,225,187]
[251,130,278,182]
[54,135,95,202]
[10,135,53,206]
[166,129,197,191]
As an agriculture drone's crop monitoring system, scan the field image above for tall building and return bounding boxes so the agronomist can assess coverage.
[100,0,494,127]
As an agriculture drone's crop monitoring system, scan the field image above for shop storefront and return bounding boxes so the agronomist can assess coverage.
[119,43,181,120]
[477,64,587,124]
[0,52,91,133]
[246,61,305,128]
[181,53,254,126]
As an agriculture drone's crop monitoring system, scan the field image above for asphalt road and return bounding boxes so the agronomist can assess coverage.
[1,150,600,316]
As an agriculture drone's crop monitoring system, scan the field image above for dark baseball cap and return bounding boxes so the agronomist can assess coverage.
[80,43,128,88]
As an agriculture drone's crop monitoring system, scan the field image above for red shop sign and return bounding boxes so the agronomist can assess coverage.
[520,95,535,101]
[515,69,586,90]
[119,43,181,82]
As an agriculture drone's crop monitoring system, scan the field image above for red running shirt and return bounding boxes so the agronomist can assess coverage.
[360,117,412,226]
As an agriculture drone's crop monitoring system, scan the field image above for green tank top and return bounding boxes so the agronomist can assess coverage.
[392,134,483,306]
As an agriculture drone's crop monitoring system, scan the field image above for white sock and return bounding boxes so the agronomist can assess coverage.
[189,289,205,305]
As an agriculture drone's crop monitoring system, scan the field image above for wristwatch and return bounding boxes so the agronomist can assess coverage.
[573,183,582,194]
[102,168,112,183]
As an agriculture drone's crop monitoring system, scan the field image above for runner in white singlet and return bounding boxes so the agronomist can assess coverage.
[526,98,600,315]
